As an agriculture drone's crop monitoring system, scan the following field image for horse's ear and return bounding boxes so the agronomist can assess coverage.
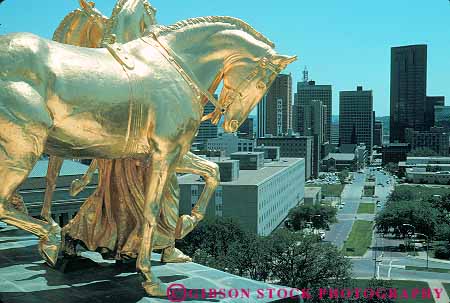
[272,55,298,69]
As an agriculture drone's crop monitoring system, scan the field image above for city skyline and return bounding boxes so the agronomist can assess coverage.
[0,0,448,116]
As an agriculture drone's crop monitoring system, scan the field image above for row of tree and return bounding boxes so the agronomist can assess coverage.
[177,217,393,302]
[375,186,450,258]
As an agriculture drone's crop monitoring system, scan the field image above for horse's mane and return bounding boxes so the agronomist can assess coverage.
[52,9,85,42]
[103,0,156,43]
[153,16,275,48]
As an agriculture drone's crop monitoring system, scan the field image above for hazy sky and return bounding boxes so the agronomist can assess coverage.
[0,0,448,116]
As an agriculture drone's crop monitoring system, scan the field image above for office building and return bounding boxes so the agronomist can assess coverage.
[238,117,254,139]
[405,127,449,156]
[294,80,332,141]
[195,100,219,148]
[425,96,445,129]
[178,156,305,236]
[390,45,427,142]
[206,133,255,156]
[381,143,411,165]
[257,136,312,179]
[303,99,326,177]
[339,86,374,153]
[257,95,266,138]
[331,122,339,145]
[434,105,450,131]
[400,157,450,185]
[264,74,292,136]
[374,121,384,147]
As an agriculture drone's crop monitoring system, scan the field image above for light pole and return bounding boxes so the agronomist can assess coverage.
[403,224,416,256]
[415,232,429,269]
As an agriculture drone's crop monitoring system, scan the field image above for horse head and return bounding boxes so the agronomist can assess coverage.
[219,53,296,133]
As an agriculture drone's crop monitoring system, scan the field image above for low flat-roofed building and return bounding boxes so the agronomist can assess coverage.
[405,127,449,156]
[178,157,305,236]
[406,168,450,185]
[304,187,321,205]
[19,159,95,227]
[207,133,255,156]
[254,146,281,161]
[381,143,411,165]
[399,157,450,177]
[322,153,356,171]
[230,152,264,170]
[257,136,312,180]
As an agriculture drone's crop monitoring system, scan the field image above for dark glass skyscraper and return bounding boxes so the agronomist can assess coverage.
[390,44,427,142]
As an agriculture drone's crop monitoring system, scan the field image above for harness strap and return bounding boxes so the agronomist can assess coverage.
[141,34,222,111]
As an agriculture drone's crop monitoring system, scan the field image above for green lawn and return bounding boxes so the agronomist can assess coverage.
[342,220,373,256]
[363,185,375,196]
[353,279,435,303]
[306,184,345,197]
[357,203,375,214]
[444,283,450,301]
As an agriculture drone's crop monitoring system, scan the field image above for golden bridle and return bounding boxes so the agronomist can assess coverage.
[141,33,283,125]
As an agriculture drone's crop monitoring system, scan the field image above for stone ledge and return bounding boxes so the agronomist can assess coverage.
[0,227,301,303]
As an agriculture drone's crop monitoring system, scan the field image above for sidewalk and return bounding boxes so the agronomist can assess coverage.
[412,251,450,265]
[428,280,450,303]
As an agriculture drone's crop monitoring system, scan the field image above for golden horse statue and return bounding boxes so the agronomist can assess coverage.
[0,16,295,295]
[43,0,203,264]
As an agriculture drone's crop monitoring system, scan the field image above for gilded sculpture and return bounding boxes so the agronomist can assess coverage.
[0,0,295,296]
[43,0,205,265]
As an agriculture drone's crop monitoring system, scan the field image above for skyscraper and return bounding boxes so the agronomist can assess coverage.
[425,96,445,129]
[390,45,427,142]
[373,121,384,147]
[294,80,332,141]
[339,86,374,152]
[303,100,326,178]
[257,95,266,138]
[264,74,292,136]
[195,99,219,148]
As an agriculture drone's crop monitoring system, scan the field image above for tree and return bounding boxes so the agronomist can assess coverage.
[384,162,398,175]
[224,232,275,282]
[269,229,352,302]
[176,217,246,268]
[352,279,395,303]
[408,147,438,157]
[285,204,337,231]
[338,169,350,184]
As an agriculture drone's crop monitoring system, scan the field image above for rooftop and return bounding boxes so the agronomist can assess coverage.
[323,153,355,161]
[0,226,299,303]
[178,158,303,186]
[29,159,89,178]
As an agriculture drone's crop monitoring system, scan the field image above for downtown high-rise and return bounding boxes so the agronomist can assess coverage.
[294,80,332,142]
[339,86,374,152]
[390,45,427,142]
[262,74,292,136]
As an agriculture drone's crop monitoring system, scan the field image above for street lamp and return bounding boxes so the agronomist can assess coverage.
[415,232,430,269]
[403,224,416,256]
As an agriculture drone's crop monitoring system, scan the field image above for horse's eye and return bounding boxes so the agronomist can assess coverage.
[257,81,266,90]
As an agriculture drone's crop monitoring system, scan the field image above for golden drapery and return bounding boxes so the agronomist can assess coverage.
[63,159,178,259]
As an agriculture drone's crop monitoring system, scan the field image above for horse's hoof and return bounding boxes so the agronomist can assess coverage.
[69,179,84,197]
[174,215,199,239]
[142,280,167,297]
[38,224,61,267]
[161,246,192,263]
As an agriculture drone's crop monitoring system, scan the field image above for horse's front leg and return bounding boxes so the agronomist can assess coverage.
[174,152,220,239]
[41,156,63,224]
[137,151,176,296]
